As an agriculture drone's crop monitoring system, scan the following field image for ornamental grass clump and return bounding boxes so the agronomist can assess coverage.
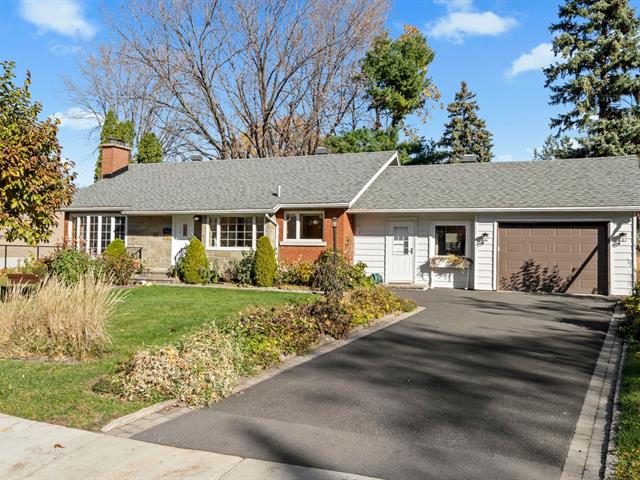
[0,273,125,360]
[113,324,242,407]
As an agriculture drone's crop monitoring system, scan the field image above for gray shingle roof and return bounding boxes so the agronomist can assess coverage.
[350,156,640,210]
[67,151,397,213]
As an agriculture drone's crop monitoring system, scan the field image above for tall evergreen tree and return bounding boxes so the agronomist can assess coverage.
[94,110,135,181]
[361,25,437,130]
[135,131,163,163]
[439,81,493,163]
[544,0,640,156]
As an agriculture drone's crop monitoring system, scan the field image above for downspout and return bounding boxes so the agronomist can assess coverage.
[265,213,279,261]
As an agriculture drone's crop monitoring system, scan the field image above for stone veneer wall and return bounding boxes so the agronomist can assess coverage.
[127,216,173,269]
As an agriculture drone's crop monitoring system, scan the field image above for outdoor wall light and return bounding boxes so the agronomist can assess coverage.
[192,215,201,222]
[332,217,338,228]
[619,231,628,242]
[481,232,490,241]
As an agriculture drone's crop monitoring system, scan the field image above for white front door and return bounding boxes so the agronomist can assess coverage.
[171,215,194,265]
[386,220,415,283]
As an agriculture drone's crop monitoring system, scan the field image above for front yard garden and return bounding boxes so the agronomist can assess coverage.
[0,286,308,430]
[0,240,416,432]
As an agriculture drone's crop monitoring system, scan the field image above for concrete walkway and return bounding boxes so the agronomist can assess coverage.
[0,413,378,479]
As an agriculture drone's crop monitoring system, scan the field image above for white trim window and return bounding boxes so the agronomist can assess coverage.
[70,214,127,255]
[282,211,325,245]
[435,224,467,256]
[209,216,265,250]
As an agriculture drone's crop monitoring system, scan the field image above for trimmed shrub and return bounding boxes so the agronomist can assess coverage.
[112,324,241,406]
[182,238,209,284]
[0,273,126,360]
[99,239,141,285]
[253,236,277,287]
[103,238,127,259]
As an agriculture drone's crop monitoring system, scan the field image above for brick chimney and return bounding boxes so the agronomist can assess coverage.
[101,138,131,178]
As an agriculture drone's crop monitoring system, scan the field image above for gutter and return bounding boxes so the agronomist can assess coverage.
[265,213,279,260]
[348,206,640,214]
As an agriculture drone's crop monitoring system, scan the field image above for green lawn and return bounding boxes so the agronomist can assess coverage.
[0,285,308,431]
[617,343,640,479]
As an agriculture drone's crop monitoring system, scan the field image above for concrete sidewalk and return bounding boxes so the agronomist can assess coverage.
[0,413,379,480]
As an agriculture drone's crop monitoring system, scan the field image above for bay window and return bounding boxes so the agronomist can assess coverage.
[284,212,324,243]
[210,216,265,249]
[70,214,127,255]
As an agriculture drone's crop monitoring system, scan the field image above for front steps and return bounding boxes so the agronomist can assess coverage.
[131,268,179,285]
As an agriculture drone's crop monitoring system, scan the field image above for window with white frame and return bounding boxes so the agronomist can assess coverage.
[210,216,265,249]
[70,214,126,255]
[435,225,466,256]
[284,212,324,241]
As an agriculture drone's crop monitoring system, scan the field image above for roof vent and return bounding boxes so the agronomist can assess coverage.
[277,185,282,197]
[315,146,329,155]
[190,154,203,162]
[460,154,478,163]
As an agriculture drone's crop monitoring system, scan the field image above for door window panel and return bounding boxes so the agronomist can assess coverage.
[392,226,409,255]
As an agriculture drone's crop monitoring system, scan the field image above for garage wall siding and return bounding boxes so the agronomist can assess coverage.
[473,219,495,290]
[610,216,635,295]
[473,212,636,295]
[353,213,475,286]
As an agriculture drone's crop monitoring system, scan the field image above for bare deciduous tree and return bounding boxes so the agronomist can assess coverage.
[69,0,388,160]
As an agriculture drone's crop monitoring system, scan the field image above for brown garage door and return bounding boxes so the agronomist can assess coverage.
[498,223,608,295]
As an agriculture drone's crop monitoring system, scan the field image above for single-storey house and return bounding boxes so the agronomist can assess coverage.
[63,141,640,295]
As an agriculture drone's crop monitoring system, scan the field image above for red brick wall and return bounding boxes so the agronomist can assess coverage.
[276,208,355,264]
[101,143,131,177]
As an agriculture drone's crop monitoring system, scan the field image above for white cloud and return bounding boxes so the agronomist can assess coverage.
[430,11,517,43]
[433,0,473,12]
[52,108,102,131]
[429,0,516,43]
[48,40,82,56]
[496,154,514,162]
[19,0,96,39]
[507,42,554,77]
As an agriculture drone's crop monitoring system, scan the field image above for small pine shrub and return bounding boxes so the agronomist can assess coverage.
[253,236,277,287]
[103,238,127,259]
[182,238,209,284]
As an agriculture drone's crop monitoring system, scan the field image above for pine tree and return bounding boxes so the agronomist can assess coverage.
[361,25,437,130]
[533,135,585,160]
[544,0,640,156]
[94,111,136,181]
[135,131,163,163]
[439,81,493,163]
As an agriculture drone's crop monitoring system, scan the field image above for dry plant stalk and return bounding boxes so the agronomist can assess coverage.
[0,273,127,360]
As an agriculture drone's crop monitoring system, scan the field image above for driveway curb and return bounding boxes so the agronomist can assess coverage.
[560,305,625,480]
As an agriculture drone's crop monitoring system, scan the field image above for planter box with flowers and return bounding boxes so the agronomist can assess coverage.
[429,254,473,289]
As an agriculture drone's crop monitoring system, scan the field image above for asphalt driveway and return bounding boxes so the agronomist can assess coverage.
[134,289,614,480]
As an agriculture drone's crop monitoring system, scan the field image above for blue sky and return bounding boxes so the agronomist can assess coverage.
[2,0,638,187]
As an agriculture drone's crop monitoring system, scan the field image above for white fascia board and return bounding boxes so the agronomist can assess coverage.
[348,151,400,208]
[62,206,128,212]
[348,206,640,213]
[123,209,275,215]
[274,203,350,210]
